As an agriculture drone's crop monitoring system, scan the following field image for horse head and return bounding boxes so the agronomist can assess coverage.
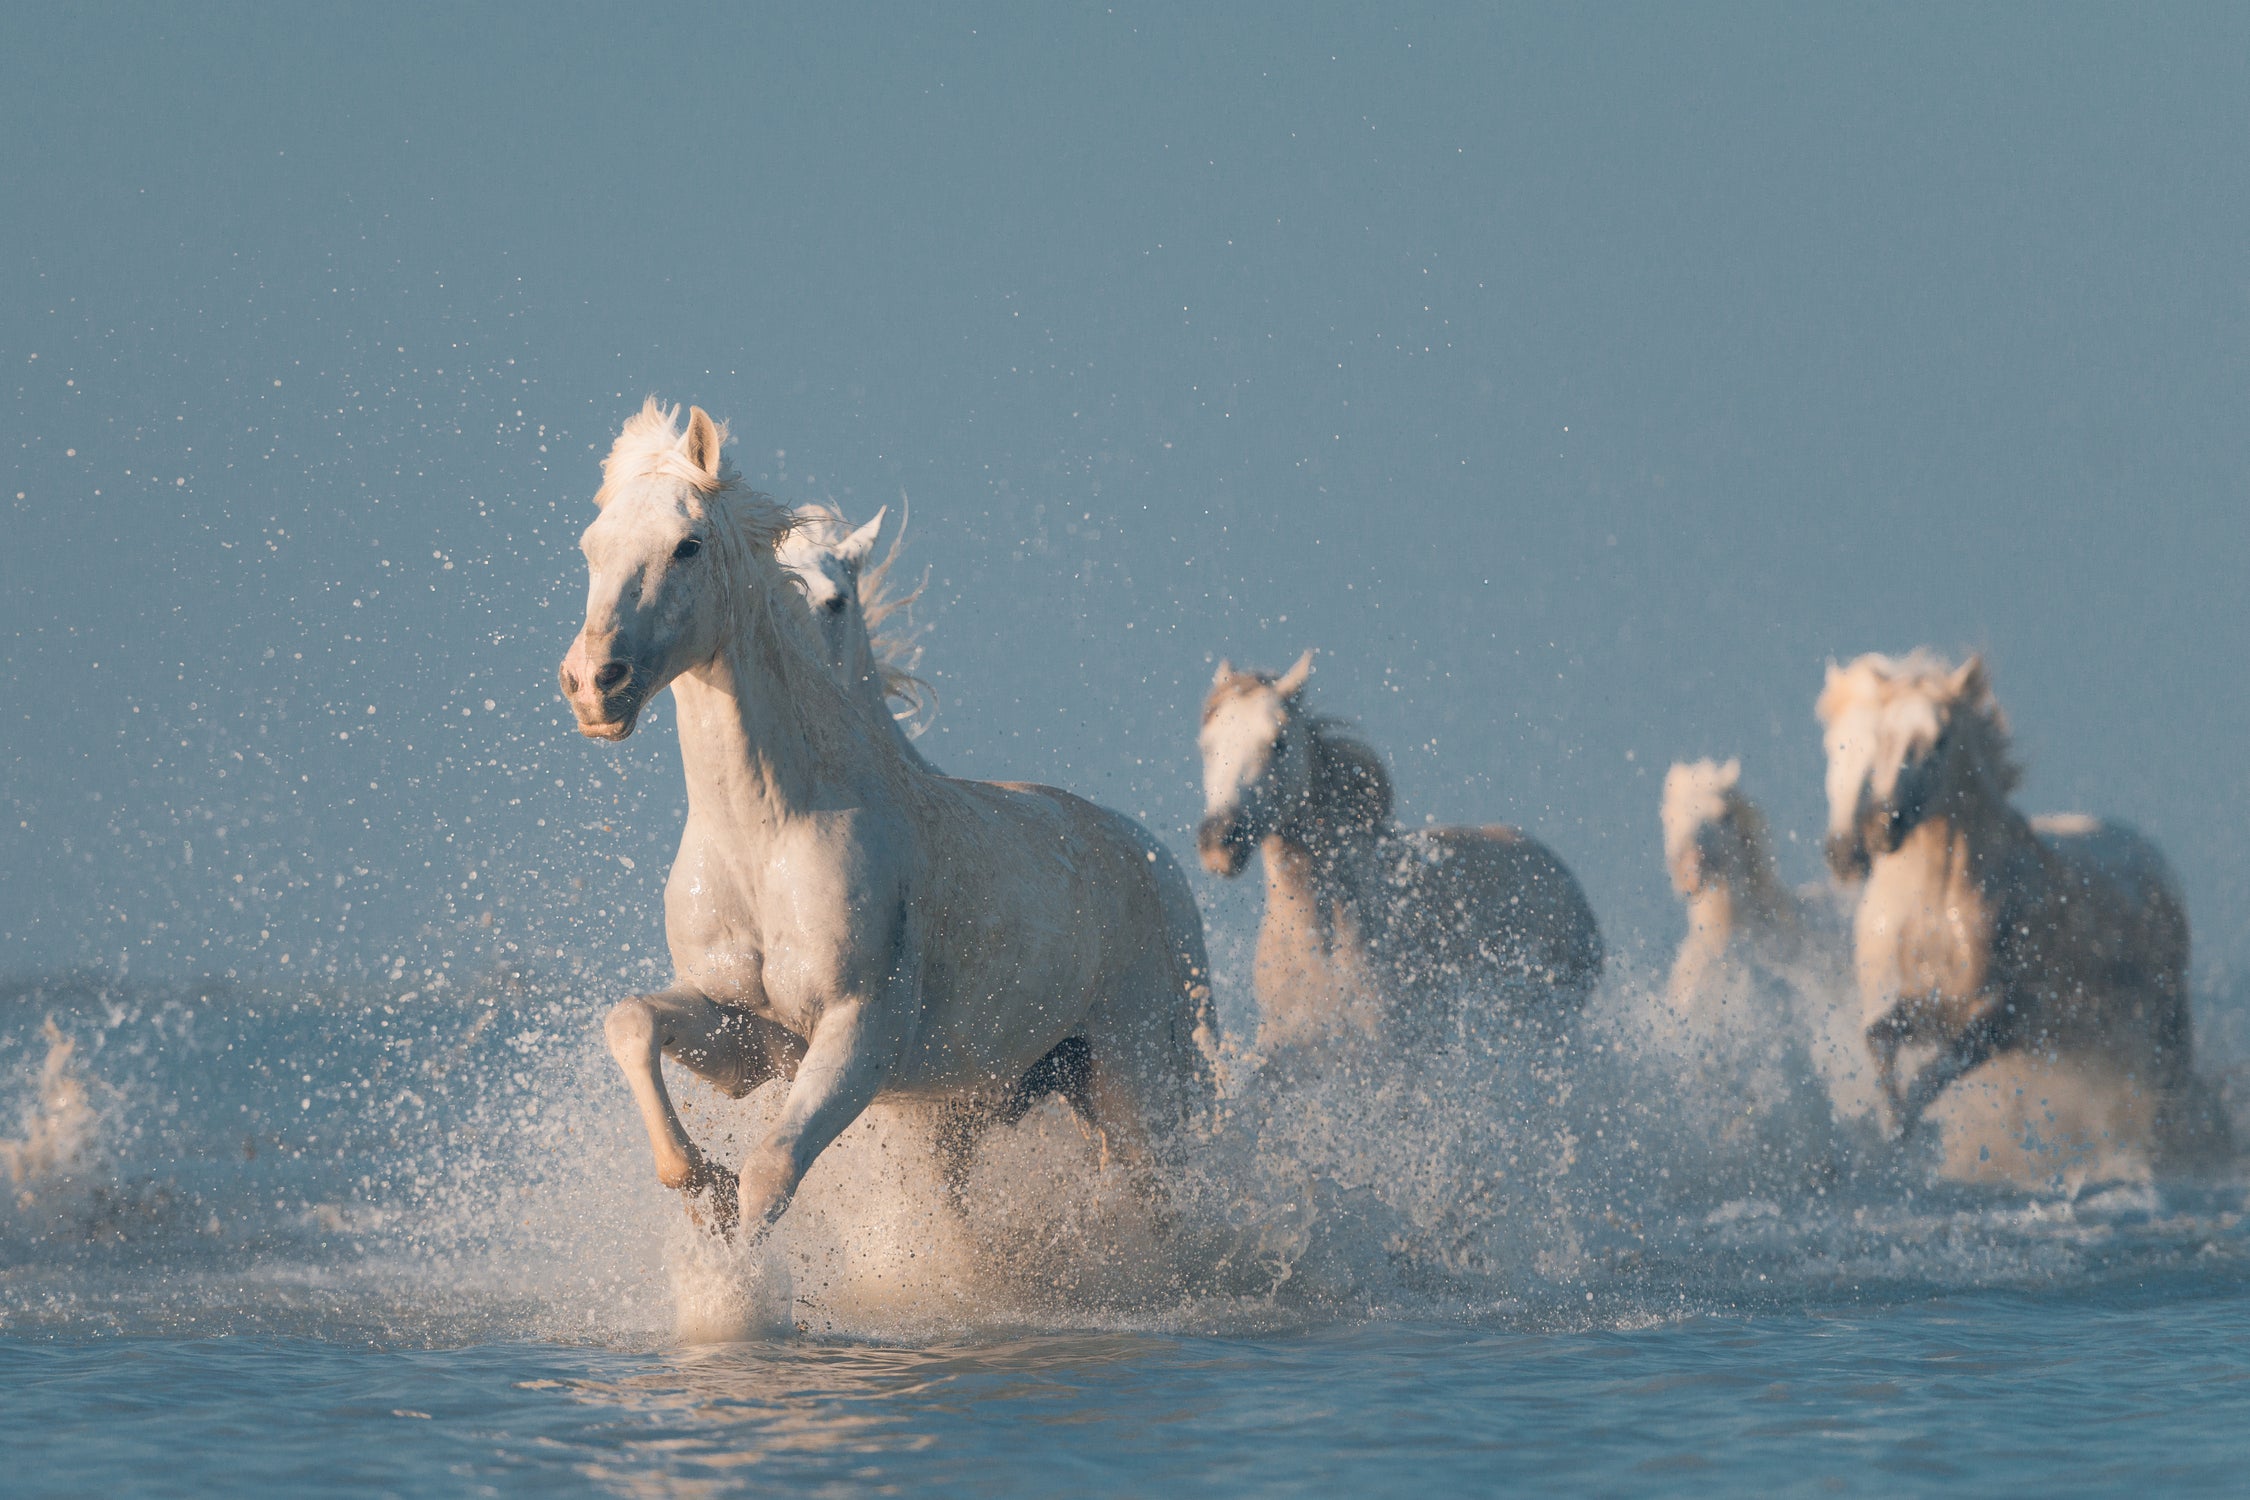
[1196,650,1315,876]
[1817,652,2007,879]
[1661,757,1758,897]
[559,400,789,740]
[777,503,886,678]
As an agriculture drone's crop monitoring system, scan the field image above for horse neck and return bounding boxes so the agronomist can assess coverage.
[668,582,907,830]
[1262,758,1392,936]
[1883,768,2036,901]
[1718,821,1799,936]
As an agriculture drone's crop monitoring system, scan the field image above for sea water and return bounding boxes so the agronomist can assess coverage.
[5,963,2249,1496]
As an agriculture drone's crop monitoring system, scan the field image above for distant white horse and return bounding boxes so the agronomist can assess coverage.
[559,401,1216,1243]
[776,501,935,769]
[1661,758,1871,1129]
[1197,654,1604,1051]
[1817,651,2219,1156]
[1662,758,1841,1018]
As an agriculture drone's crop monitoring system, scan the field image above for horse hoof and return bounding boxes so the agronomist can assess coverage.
[683,1159,741,1239]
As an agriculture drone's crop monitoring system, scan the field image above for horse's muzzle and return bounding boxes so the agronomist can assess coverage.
[1197,815,1251,877]
[560,639,645,740]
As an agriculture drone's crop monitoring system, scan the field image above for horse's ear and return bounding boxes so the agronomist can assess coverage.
[1949,654,1989,705]
[1212,659,1234,687]
[1719,757,1741,787]
[683,405,726,481]
[1275,649,1315,699]
[1815,659,1844,724]
[838,507,886,567]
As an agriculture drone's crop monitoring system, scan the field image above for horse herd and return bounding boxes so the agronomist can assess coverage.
[558,401,2224,1248]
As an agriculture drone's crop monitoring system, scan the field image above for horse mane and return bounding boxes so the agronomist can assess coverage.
[1664,758,1764,853]
[1306,719,1395,832]
[595,400,788,536]
[1819,649,2021,795]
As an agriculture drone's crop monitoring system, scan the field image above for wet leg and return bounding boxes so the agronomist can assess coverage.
[605,987,802,1229]
[736,1000,902,1245]
[1896,1008,2009,1138]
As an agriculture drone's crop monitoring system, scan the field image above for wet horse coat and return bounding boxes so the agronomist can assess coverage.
[560,402,1216,1242]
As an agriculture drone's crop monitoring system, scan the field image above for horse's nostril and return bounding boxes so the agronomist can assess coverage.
[594,661,632,694]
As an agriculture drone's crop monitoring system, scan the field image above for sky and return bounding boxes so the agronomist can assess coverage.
[4,3,2248,992]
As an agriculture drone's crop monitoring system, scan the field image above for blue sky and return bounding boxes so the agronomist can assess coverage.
[5,4,2248,985]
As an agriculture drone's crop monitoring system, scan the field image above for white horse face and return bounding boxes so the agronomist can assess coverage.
[1819,658,1974,878]
[776,507,883,676]
[559,413,730,740]
[1197,653,1314,876]
[1661,758,1742,896]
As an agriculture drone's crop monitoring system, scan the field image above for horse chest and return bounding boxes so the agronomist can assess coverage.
[1857,857,1994,1020]
[662,813,895,1022]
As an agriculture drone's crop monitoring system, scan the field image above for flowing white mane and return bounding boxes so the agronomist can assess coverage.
[1817,649,2019,794]
[595,399,792,547]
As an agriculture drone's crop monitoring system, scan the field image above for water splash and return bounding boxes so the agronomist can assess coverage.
[2,954,2244,1348]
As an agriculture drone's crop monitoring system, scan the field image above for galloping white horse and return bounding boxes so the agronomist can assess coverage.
[1817,651,2216,1153]
[560,402,1216,1243]
[1197,653,1604,1051]
[776,501,935,769]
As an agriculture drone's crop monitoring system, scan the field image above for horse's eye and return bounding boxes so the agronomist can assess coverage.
[824,595,849,613]
[673,537,703,560]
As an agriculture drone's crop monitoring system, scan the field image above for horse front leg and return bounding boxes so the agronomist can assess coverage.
[1864,1008,1911,1137]
[604,987,804,1232]
[1895,1005,2011,1139]
[735,998,904,1245]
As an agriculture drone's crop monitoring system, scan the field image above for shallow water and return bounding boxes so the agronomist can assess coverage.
[7,970,2250,1495]
[11,1289,2250,1497]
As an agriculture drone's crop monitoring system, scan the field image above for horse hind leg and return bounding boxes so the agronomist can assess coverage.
[1000,1035,1098,1128]
[936,1037,1097,1208]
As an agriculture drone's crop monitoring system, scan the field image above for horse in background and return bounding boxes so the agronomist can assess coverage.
[559,401,1216,1245]
[776,501,936,769]
[1817,651,2226,1168]
[1663,758,1823,1018]
[1197,652,1604,1053]
[1660,757,1872,1127]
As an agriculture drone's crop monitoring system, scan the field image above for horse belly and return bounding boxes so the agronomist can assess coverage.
[894,867,1119,1094]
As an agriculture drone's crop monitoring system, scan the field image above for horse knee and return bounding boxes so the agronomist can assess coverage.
[604,997,659,1066]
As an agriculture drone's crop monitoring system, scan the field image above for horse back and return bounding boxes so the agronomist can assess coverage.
[1407,823,1606,995]
[2016,813,2191,1053]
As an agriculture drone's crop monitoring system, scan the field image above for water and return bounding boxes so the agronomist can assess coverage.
[11,1292,2250,1497]
[7,968,2250,1495]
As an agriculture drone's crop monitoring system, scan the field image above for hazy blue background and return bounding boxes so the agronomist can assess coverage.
[6,3,2248,990]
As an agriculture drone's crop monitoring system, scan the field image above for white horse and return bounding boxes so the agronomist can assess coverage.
[1661,758,1844,1018]
[1661,757,1872,1129]
[1197,653,1604,1052]
[1817,651,2221,1158]
[776,501,935,769]
[559,401,1217,1243]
